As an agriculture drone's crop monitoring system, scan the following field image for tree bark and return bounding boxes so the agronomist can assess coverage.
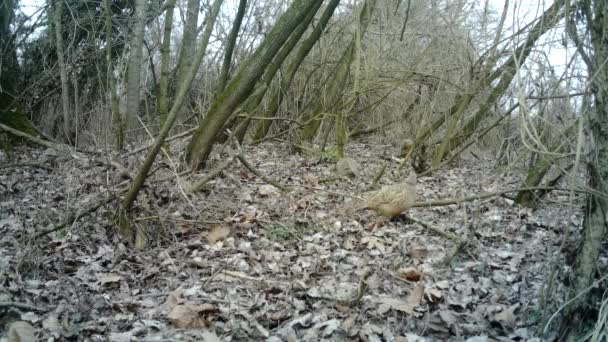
[231,0,325,144]
[297,0,376,143]
[51,0,72,144]
[104,0,123,150]
[568,0,608,319]
[158,0,177,129]
[125,0,148,134]
[175,0,200,86]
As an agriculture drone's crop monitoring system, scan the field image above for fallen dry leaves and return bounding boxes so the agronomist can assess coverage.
[0,143,585,340]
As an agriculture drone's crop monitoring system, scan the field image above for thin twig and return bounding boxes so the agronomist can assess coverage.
[0,301,50,312]
[236,154,290,192]
[406,215,464,265]
[0,162,53,171]
[188,155,238,192]
[412,186,593,208]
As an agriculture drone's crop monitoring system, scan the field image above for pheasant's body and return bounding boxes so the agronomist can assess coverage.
[358,172,417,217]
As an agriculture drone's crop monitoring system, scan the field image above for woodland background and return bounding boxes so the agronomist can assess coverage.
[0,0,607,340]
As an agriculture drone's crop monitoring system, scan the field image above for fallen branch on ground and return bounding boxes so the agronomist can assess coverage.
[236,154,291,192]
[406,215,464,266]
[188,155,238,192]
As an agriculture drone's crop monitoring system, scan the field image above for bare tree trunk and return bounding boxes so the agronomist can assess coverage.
[175,0,200,86]
[185,0,322,170]
[125,0,148,135]
[216,0,247,96]
[158,0,177,128]
[104,0,123,150]
[565,0,608,325]
[51,0,72,144]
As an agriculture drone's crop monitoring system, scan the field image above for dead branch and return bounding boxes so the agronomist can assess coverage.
[0,123,66,151]
[0,123,133,179]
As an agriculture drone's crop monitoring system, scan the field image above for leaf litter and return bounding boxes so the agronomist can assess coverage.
[0,143,586,341]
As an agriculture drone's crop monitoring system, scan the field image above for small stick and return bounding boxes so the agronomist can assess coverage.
[353,267,373,304]
[370,163,386,189]
[236,154,291,192]
[411,186,593,208]
[188,155,237,193]
[406,215,464,266]
[0,162,53,171]
[121,126,197,158]
[29,187,126,240]
[0,301,49,312]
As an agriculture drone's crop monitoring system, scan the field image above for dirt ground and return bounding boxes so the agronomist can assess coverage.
[0,143,584,341]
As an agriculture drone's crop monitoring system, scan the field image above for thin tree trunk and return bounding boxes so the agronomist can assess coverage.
[185,0,322,170]
[231,0,325,144]
[125,0,148,135]
[515,119,578,207]
[51,0,72,144]
[175,0,200,86]
[119,0,224,240]
[0,0,17,104]
[104,0,123,150]
[158,0,177,128]
[216,0,247,96]
[297,0,376,143]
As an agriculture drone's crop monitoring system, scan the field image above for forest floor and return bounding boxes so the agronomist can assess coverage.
[0,142,585,341]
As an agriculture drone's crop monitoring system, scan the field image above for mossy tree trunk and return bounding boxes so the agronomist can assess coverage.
[175,0,200,87]
[0,0,16,99]
[514,119,578,207]
[158,0,177,129]
[252,0,341,141]
[0,0,36,149]
[184,0,322,170]
[231,0,325,144]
